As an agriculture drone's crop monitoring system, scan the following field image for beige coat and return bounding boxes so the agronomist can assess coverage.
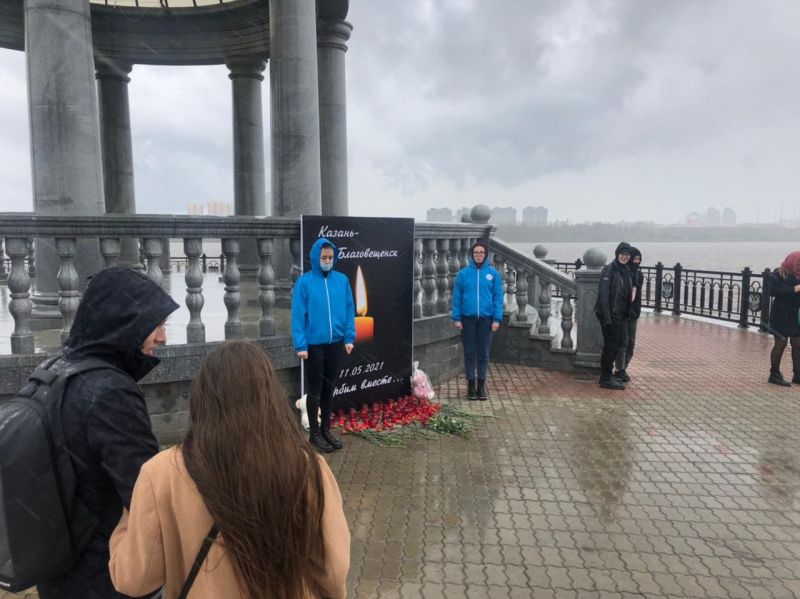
[109,447,350,599]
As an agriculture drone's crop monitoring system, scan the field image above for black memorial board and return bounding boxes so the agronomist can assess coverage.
[301,216,415,410]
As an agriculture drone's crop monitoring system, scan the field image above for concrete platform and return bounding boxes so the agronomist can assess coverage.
[5,313,800,598]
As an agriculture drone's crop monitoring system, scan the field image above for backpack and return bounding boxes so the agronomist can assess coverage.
[0,356,121,592]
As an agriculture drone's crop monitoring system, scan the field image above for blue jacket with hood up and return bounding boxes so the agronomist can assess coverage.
[291,237,356,351]
[451,248,504,323]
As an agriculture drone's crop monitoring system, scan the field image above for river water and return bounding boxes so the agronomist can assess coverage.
[507,241,798,273]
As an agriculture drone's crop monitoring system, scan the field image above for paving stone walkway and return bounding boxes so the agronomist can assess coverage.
[5,312,800,598]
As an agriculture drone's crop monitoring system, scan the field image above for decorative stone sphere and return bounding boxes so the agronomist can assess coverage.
[460,213,472,223]
[533,244,548,259]
[470,204,491,224]
[582,247,607,268]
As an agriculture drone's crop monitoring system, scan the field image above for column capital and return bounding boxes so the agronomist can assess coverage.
[225,55,267,81]
[317,18,353,52]
[95,56,133,83]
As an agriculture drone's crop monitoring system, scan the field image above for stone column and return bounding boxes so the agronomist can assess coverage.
[226,55,268,277]
[317,18,352,216]
[269,0,322,217]
[25,0,105,327]
[95,56,140,268]
[574,248,607,369]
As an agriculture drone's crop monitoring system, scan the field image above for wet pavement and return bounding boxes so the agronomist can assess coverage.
[5,312,800,598]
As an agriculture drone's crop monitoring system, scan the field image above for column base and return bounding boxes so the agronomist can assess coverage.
[31,292,63,331]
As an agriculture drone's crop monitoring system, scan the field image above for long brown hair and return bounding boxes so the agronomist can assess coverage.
[182,341,326,598]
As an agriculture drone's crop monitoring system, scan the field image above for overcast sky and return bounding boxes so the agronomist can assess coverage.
[1,0,798,224]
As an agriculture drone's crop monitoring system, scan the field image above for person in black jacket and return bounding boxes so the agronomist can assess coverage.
[614,247,643,382]
[594,242,633,390]
[767,251,800,386]
[36,267,179,599]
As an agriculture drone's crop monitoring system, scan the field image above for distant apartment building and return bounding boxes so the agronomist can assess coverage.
[685,212,702,227]
[705,207,721,227]
[426,207,453,222]
[722,207,736,227]
[522,206,548,226]
[187,201,233,216]
[491,206,517,226]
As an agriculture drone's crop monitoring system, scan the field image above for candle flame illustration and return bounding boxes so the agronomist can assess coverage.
[355,266,368,316]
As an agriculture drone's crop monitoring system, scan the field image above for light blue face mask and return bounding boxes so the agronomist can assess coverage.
[320,261,333,272]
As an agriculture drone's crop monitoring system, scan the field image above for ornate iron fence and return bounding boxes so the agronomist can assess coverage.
[553,261,774,330]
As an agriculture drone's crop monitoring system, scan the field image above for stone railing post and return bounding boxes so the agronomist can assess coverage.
[0,238,6,280]
[574,248,606,368]
[436,238,450,314]
[184,238,205,343]
[514,267,528,322]
[27,239,35,278]
[459,238,469,269]
[142,238,164,287]
[448,239,460,296]
[560,293,574,349]
[493,255,507,314]
[55,238,80,344]
[506,265,517,316]
[289,238,301,284]
[257,238,276,336]
[99,238,122,268]
[222,238,242,338]
[422,238,437,316]
[6,238,34,354]
[759,268,772,332]
[413,238,423,319]
[537,275,551,334]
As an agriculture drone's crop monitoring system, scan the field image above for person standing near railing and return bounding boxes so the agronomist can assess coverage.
[593,242,633,390]
[452,241,504,400]
[767,251,800,387]
[614,247,643,382]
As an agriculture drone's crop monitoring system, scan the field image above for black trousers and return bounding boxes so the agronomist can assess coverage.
[615,318,639,372]
[600,321,625,379]
[306,343,345,433]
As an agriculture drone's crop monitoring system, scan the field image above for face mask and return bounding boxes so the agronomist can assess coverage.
[320,261,333,272]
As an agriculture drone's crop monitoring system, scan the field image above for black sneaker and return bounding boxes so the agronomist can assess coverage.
[477,380,489,401]
[467,380,478,400]
[768,373,791,387]
[321,427,343,450]
[599,377,625,390]
[309,431,335,453]
[614,370,630,382]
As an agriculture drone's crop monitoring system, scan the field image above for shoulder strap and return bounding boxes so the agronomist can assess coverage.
[177,525,219,599]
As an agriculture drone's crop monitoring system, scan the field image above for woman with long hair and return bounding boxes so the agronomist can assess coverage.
[767,251,800,386]
[109,341,350,598]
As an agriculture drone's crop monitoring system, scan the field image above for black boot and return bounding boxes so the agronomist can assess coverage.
[467,380,478,400]
[768,371,791,387]
[614,369,630,382]
[477,380,488,401]
[793,373,800,385]
[321,423,343,450]
[309,430,335,453]
[599,375,625,390]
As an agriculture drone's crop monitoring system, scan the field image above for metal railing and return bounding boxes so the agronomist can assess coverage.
[553,260,773,330]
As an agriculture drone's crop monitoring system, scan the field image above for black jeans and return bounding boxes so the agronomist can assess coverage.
[600,321,625,379]
[615,318,639,372]
[306,343,346,433]
[771,335,800,377]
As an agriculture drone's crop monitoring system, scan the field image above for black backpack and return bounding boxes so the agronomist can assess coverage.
[0,356,121,592]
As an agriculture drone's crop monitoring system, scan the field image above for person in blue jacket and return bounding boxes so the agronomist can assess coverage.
[451,241,504,400]
[291,238,356,452]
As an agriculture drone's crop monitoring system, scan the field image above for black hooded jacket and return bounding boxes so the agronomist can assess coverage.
[594,242,634,325]
[628,247,644,319]
[37,268,178,599]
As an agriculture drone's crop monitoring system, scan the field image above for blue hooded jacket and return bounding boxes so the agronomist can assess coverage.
[291,237,356,351]
[451,243,504,322]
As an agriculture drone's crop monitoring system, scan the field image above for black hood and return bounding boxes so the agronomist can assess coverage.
[614,242,633,265]
[628,247,642,272]
[64,267,180,381]
[469,241,490,269]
